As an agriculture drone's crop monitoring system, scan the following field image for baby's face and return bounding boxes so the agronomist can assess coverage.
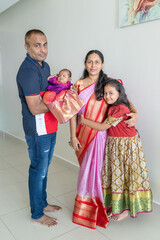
[58,70,71,84]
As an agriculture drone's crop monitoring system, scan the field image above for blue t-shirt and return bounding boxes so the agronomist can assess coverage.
[16,54,58,135]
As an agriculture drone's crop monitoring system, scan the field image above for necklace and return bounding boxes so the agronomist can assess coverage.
[87,77,97,85]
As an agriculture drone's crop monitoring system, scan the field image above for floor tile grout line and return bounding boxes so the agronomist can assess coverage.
[49,225,81,240]
[97,228,112,240]
[57,190,77,198]
[0,206,29,218]
[1,131,160,240]
[0,156,30,169]
[0,180,28,193]
[0,179,27,190]
[0,218,17,240]
[50,189,77,199]
[12,165,29,178]
[50,197,74,213]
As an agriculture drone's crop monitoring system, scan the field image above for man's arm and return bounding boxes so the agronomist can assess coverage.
[25,95,49,115]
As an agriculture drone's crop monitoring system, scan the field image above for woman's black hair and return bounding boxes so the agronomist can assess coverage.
[82,50,108,100]
[103,78,131,110]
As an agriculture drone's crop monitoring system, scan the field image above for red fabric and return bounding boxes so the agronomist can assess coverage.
[108,104,137,137]
[72,195,109,229]
[43,91,56,104]
[40,91,58,133]
[76,93,108,166]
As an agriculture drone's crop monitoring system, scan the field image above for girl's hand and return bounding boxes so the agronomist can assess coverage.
[78,114,84,125]
[124,112,138,127]
[69,137,81,151]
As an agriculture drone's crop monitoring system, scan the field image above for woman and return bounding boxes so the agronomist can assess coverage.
[70,50,138,229]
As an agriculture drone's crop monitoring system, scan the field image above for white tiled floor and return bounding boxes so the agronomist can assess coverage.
[0,132,160,240]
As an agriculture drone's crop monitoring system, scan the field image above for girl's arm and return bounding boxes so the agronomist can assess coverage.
[125,100,138,127]
[79,115,111,131]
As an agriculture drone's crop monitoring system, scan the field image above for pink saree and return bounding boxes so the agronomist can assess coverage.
[72,82,109,229]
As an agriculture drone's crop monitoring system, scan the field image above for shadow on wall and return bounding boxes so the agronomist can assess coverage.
[0,44,3,130]
[0,30,25,136]
[0,49,2,85]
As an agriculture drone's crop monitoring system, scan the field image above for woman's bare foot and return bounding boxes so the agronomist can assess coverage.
[111,211,128,221]
[31,214,58,227]
[107,208,112,218]
[44,204,62,212]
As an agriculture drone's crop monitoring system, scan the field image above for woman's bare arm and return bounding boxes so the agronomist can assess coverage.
[124,100,138,127]
[69,115,81,151]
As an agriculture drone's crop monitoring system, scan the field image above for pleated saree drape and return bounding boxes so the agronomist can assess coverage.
[72,82,109,229]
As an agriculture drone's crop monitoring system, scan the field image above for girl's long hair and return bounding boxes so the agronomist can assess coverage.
[82,50,108,100]
[104,78,131,110]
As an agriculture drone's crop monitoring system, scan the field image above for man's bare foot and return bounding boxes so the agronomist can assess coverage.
[111,211,128,221]
[31,214,58,227]
[107,208,112,218]
[44,204,62,212]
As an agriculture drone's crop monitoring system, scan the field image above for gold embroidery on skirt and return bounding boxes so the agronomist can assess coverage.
[102,134,152,216]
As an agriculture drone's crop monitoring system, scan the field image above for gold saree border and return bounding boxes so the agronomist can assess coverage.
[72,195,109,229]
[76,93,108,165]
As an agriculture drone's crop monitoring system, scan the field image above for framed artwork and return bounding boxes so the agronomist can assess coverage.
[119,0,160,27]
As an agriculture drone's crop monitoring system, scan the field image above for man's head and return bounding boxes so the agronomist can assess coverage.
[25,29,48,65]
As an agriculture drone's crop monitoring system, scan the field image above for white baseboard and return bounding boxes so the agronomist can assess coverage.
[54,153,79,168]
[0,130,25,142]
[153,200,160,206]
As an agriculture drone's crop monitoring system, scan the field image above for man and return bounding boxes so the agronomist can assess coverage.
[16,29,61,227]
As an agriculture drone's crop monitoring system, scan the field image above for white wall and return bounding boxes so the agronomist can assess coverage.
[0,0,160,203]
[0,0,20,14]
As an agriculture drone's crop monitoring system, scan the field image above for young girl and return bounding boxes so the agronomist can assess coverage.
[78,78,152,221]
[43,69,84,123]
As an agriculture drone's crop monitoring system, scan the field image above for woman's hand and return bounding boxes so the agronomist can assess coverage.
[69,115,81,151]
[124,112,138,127]
[70,85,77,92]
[69,137,82,151]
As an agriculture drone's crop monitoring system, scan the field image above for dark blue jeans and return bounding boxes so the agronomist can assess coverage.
[25,132,57,219]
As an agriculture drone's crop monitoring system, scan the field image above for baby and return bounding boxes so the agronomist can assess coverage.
[46,69,72,96]
[43,69,84,123]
